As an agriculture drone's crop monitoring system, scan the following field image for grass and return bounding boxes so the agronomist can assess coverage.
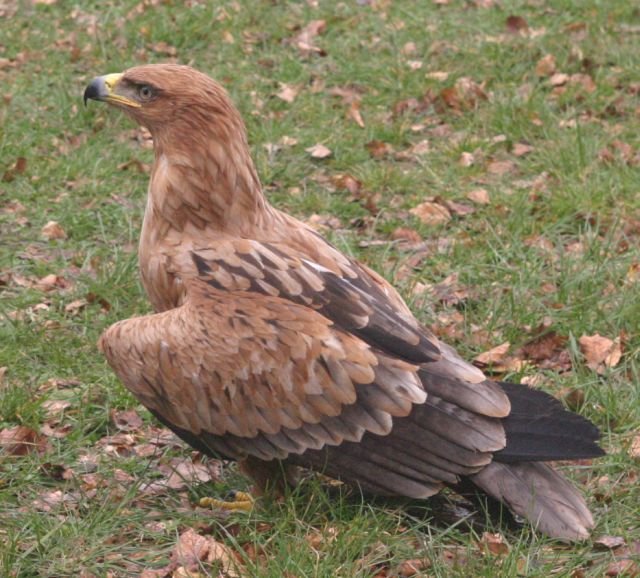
[1,0,639,576]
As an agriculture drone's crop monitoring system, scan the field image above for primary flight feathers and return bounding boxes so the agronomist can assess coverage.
[85,64,603,541]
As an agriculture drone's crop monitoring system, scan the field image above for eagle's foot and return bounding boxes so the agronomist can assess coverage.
[199,490,255,512]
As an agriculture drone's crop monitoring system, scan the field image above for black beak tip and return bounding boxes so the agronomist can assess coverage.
[83,78,102,107]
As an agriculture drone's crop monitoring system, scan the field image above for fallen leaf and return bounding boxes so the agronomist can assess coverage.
[41,399,71,418]
[32,489,78,512]
[394,140,430,161]
[348,101,365,128]
[111,409,144,432]
[467,188,490,204]
[505,15,529,34]
[365,139,394,158]
[0,425,46,456]
[535,54,556,77]
[64,298,88,315]
[395,558,429,577]
[289,19,327,56]
[487,159,517,175]
[306,214,341,231]
[549,72,569,87]
[2,156,27,182]
[391,227,422,244]
[479,532,509,556]
[473,342,511,366]
[442,199,475,217]
[520,330,568,364]
[579,334,622,374]
[172,529,245,577]
[512,143,534,157]
[630,435,640,458]
[594,536,626,550]
[410,201,451,226]
[570,73,596,93]
[41,221,67,240]
[163,457,221,490]
[459,151,475,166]
[332,174,362,194]
[276,83,299,103]
[305,144,332,159]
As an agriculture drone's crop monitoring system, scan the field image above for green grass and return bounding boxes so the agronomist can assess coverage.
[1,1,639,576]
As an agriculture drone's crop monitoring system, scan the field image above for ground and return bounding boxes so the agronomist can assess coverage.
[0,1,639,576]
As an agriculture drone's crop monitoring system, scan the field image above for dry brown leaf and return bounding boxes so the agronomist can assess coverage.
[348,101,365,128]
[512,143,534,157]
[630,435,640,458]
[332,174,362,194]
[111,409,144,431]
[305,144,332,159]
[365,139,393,158]
[410,201,451,226]
[394,140,430,161]
[520,330,568,364]
[276,83,299,103]
[306,214,341,231]
[505,15,528,34]
[0,425,46,456]
[42,399,71,419]
[391,227,422,244]
[459,151,475,166]
[172,529,245,577]
[579,334,622,374]
[2,156,27,182]
[164,457,220,490]
[32,489,78,512]
[474,342,510,366]
[549,72,569,87]
[570,73,596,93]
[594,536,626,550]
[41,220,67,240]
[535,54,556,77]
[479,532,510,556]
[65,298,88,315]
[467,188,490,204]
[442,199,475,217]
[487,159,517,175]
[396,558,429,577]
[289,19,326,56]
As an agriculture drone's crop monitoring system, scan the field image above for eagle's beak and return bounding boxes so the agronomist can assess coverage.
[83,73,141,108]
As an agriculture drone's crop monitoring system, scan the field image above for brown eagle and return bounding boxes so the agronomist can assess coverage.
[84,64,603,540]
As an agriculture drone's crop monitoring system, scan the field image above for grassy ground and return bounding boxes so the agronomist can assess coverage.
[1,0,639,576]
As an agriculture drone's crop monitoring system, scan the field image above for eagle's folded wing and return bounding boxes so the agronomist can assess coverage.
[99,280,427,462]
[174,239,441,365]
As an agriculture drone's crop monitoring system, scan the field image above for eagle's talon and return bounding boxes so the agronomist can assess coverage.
[199,491,255,512]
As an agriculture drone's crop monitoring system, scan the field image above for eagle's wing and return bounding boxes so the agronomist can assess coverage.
[99,279,429,462]
[168,239,509,416]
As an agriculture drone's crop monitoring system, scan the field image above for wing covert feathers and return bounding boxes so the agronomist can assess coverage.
[99,281,425,461]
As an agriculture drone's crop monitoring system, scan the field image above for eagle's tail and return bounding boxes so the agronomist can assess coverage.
[464,381,602,541]
[469,461,594,541]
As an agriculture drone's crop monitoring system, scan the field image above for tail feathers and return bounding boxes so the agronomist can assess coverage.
[470,461,594,541]
[494,381,604,462]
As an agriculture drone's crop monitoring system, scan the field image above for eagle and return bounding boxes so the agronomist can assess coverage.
[84,64,603,541]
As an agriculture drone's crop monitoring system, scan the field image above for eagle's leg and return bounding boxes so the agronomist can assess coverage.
[200,457,299,512]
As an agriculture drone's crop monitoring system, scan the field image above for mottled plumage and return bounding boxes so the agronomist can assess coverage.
[85,64,603,541]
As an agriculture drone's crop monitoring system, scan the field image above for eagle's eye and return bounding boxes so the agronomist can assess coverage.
[138,85,154,101]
